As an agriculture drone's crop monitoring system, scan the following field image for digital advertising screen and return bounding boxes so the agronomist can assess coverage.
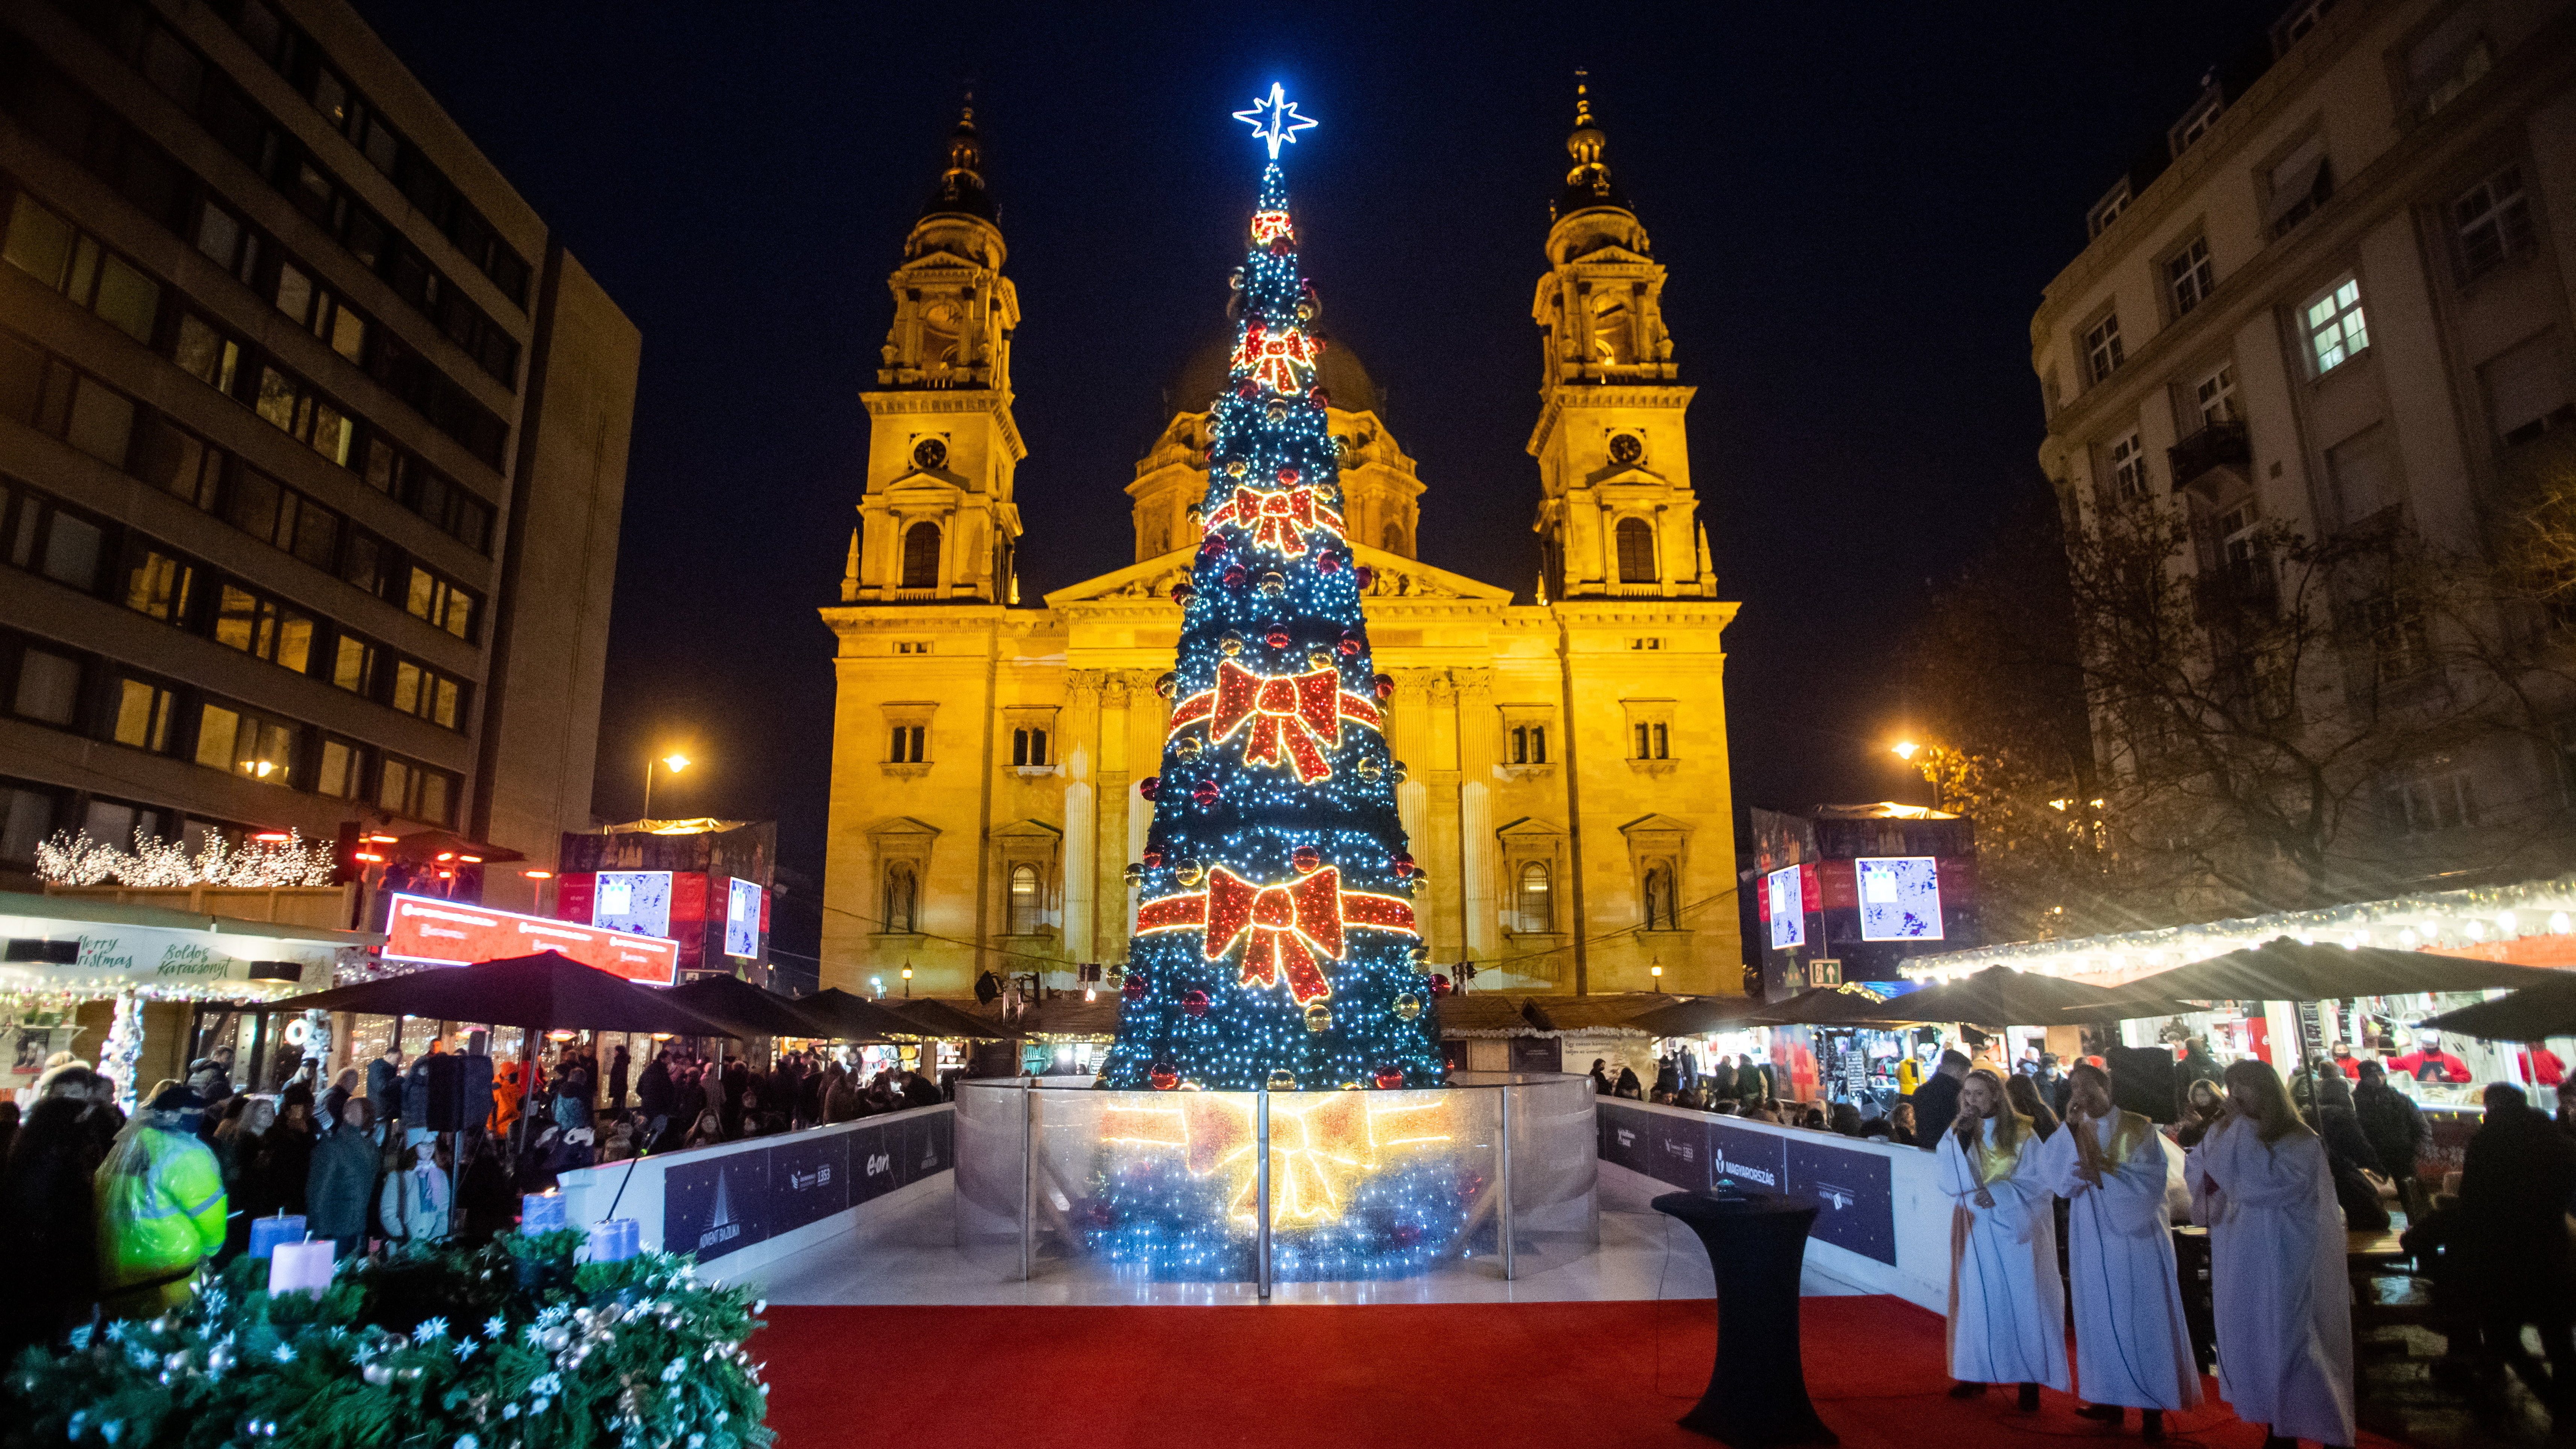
[592,870,674,940]
[1765,864,1805,950]
[725,877,763,959]
[381,894,680,984]
[1856,856,1945,942]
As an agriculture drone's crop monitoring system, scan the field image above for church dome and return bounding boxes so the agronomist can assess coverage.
[1164,324,1383,420]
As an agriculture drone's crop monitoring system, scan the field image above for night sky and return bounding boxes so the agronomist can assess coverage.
[353,0,2282,956]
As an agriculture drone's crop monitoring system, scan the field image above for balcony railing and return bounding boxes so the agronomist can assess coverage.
[2169,420,2252,493]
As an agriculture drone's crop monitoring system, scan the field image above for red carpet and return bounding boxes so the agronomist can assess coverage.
[756,1295,2409,1448]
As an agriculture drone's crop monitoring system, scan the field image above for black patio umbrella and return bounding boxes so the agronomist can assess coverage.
[1629,995,1770,1038]
[891,997,1018,1040]
[666,974,837,1040]
[1868,966,2179,1027]
[2108,936,2560,1006]
[1750,988,1910,1027]
[2421,974,2576,1041]
[278,950,732,1034]
[796,988,926,1042]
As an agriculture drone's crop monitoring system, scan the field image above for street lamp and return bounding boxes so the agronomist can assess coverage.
[642,751,691,820]
[900,962,914,998]
[1649,958,1664,990]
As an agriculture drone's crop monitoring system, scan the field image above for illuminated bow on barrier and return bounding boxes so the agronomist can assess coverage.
[1232,318,1319,394]
[1135,864,1418,1004]
[1204,486,1343,557]
[1169,661,1382,783]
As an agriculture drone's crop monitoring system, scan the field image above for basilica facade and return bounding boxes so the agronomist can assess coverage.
[818,100,1743,1000]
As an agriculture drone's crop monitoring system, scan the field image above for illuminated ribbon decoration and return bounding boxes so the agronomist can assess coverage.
[1135,864,1418,1004]
[1204,485,1343,556]
[1231,317,1320,394]
[1169,661,1382,783]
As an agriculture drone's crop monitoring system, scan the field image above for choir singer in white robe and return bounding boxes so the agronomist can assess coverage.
[1938,1067,2070,1413]
[2188,1059,2356,1449]
[2041,1063,2202,1441]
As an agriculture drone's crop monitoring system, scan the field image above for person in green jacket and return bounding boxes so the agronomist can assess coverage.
[95,1086,227,1318]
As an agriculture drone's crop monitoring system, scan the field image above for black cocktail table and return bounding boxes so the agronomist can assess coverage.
[1651,1190,1839,1446]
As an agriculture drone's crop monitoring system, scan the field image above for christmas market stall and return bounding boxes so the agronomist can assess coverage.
[1905,875,2576,1184]
[0,890,373,1108]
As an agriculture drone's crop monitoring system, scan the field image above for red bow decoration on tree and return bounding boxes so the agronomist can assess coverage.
[1169,661,1382,782]
[1230,319,1321,395]
[1135,864,1418,1004]
[1204,486,1343,556]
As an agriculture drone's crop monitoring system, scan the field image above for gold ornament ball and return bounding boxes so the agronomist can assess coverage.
[1176,858,1207,886]
[1394,993,1423,1021]
[1267,1068,1298,1091]
[1220,633,1245,656]
[1307,650,1335,670]
[1303,1002,1332,1034]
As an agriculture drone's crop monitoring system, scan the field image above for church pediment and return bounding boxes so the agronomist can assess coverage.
[1043,544,1514,610]
[992,818,1063,840]
[1619,813,1694,843]
[867,816,942,842]
[1496,816,1568,841]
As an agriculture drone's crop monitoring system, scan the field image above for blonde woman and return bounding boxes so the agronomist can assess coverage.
[2040,1063,2201,1440]
[2187,1059,2353,1449]
[1937,1067,2069,1411]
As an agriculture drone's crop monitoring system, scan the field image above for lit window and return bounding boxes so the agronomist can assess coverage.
[1007,863,1042,935]
[111,677,174,751]
[2304,278,2368,375]
[2085,312,2124,384]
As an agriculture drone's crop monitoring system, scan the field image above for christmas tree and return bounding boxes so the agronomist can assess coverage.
[1096,86,1444,1095]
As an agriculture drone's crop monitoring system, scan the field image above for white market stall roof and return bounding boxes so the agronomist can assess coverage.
[0,890,380,1002]
[1903,873,2576,985]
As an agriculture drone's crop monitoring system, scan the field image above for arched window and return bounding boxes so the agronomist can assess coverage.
[882,862,918,934]
[1516,861,1552,934]
[1381,522,1406,556]
[1007,863,1042,935]
[1616,518,1656,583]
[1642,864,1675,931]
[901,522,941,589]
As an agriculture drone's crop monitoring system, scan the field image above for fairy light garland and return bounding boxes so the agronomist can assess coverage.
[1082,88,1462,1281]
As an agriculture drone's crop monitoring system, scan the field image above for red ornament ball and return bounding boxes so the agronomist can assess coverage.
[1277,465,1300,485]
[1316,552,1341,574]
[1149,1063,1179,1090]
[1431,973,1453,996]
[1121,973,1146,1002]
[1170,584,1195,605]
[1338,636,1362,656]
[1222,565,1247,588]
[1138,776,1161,800]
[1392,852,1416,877]
[1142,848,1164,868]
[1265,629,1292,649]
[1373,1065,1406,1090]
[1192,780,1221,807]
[1181,990,1210,1018]
[1373,673,1395,700]
[1354,566,1376,589]
[1292,845,1321,873]
[1310,387,1330,408]
[1154,671,1177,698]
[1235,381,1257,399]
[1199,537,1224,559]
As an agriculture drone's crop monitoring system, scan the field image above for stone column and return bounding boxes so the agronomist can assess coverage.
[1061,672,1102,961]
[1389,669,1437,960]
[1455,669,1498,964]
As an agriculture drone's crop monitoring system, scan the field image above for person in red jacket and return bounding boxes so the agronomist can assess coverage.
[2390,1036,2473,1084]
[2516,1044,2567,1089]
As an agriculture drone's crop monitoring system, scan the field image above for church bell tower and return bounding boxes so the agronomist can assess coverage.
[1527,78,1714,602]
[843,106,1026,604]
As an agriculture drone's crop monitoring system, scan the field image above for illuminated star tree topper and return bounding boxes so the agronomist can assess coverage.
[1232,82,1318,160]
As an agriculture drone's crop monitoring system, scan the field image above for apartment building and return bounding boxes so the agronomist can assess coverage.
[0,0,636,911]
[2032,0,2576,904]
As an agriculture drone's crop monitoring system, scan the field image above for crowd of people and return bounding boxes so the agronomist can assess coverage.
[0,1035,952,1360]
[1606,1034,2576,1437]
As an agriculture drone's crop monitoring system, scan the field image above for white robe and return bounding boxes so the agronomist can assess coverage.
[2038,1112,2204,1411]
[2188,1122,2355,1446]
[1937,1117,2071,1389]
